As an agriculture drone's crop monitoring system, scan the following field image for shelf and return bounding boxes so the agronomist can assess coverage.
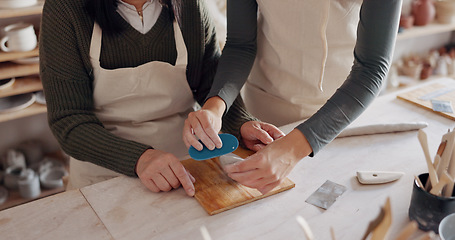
[397,22,455,41]
[0,62,39,80]
[0,1,44,19]
[0,1,62,212]
[0,102,46,123]
[0,76,42,98]
[0,151,68,211]
[0,48,39,62]
[384,75,455,95]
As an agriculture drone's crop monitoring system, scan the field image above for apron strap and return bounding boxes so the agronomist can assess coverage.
[172,21,188,66]
[89,22,103,68]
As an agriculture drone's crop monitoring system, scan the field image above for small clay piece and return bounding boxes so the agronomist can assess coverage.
[400,15,414,28]
[420,62,433,80]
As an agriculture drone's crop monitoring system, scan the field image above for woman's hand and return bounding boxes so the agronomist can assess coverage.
[183,97,226,151]
[136,149,196,196]
[240,121,285,151]
[224,129,312,194]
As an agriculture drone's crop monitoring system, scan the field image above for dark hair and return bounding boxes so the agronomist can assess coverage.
[85,0,181,35]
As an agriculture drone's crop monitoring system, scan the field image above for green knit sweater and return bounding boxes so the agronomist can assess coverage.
[39,0,255,176]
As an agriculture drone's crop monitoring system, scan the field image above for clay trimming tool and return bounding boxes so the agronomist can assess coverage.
[442,128,455,197]
[395,221,418,240]
[200,226,212,240]
[414,175,425,190]
[188,133,238,160]
[361,197,392,240]
[417,130,439,190]
[296,215,314,240]
[305,180,347,210]
[435,129,454,178]
[356,171,404,184]
[429,170,454,196]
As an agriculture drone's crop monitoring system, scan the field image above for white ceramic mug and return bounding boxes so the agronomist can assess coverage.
[439,213,455,240]
[0,23,37,52]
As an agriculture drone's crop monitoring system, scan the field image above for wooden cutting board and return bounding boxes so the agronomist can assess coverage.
[397,82,455,120]
[182,147,295,215]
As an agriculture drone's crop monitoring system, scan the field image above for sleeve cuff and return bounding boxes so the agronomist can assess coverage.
[206,86,240,115]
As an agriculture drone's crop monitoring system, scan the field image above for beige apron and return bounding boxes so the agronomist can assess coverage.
[67,21,196,189]
[242,0,362,127]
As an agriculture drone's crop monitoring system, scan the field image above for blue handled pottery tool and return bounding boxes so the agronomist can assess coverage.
[189,133,239,161]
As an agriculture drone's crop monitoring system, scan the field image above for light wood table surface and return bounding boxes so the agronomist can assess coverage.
[3,77,455,240]
[0,190,113,240]
[79,77,455,239]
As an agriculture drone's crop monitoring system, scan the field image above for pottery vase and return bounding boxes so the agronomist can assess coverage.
[412,0,436,26]
[420,62,433,80]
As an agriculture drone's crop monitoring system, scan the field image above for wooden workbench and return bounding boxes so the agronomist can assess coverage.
[0,190,113,240]
[1,77,454,239]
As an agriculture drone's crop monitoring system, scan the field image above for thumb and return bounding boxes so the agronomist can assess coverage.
[261,123,285,140]
[252,126,274,145]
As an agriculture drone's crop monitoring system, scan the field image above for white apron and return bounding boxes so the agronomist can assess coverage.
[67,21,196,189]
[242,0,362,127]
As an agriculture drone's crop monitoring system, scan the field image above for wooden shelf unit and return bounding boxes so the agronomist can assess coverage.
[0,1,66,213]
[0,48,38,62]
[0,1,44,19]
[0,186,65,211]
[397,22,455,41]
[0,151,68,211]
[0,62,39,80]
[0,76,42,98]
[0,103,46,123]
[0,37,42,123]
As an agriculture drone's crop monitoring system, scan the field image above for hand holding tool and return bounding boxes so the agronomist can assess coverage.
[189,133,238,160]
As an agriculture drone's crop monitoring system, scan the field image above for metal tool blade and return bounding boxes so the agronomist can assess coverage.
[305,180,347,210]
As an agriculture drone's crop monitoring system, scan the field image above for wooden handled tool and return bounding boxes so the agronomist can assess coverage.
[370,198,392,240]
[296,215,314,240]
[430,170,454,196]
[439,128,455,197]
[436,130,454,175]
[414,175,425,190]
[395,221,418,240]
[418,130,439,190]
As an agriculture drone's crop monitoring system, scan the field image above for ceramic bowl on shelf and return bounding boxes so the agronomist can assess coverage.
[39,167,67,189]
[4,165,25,190]
[0,0,38,9]
[0,92,36,113]
[34,91,46,105]
[0,77,15,90]
[11,56,39,65]
[0,186,8,205]
[434,0,455,24]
